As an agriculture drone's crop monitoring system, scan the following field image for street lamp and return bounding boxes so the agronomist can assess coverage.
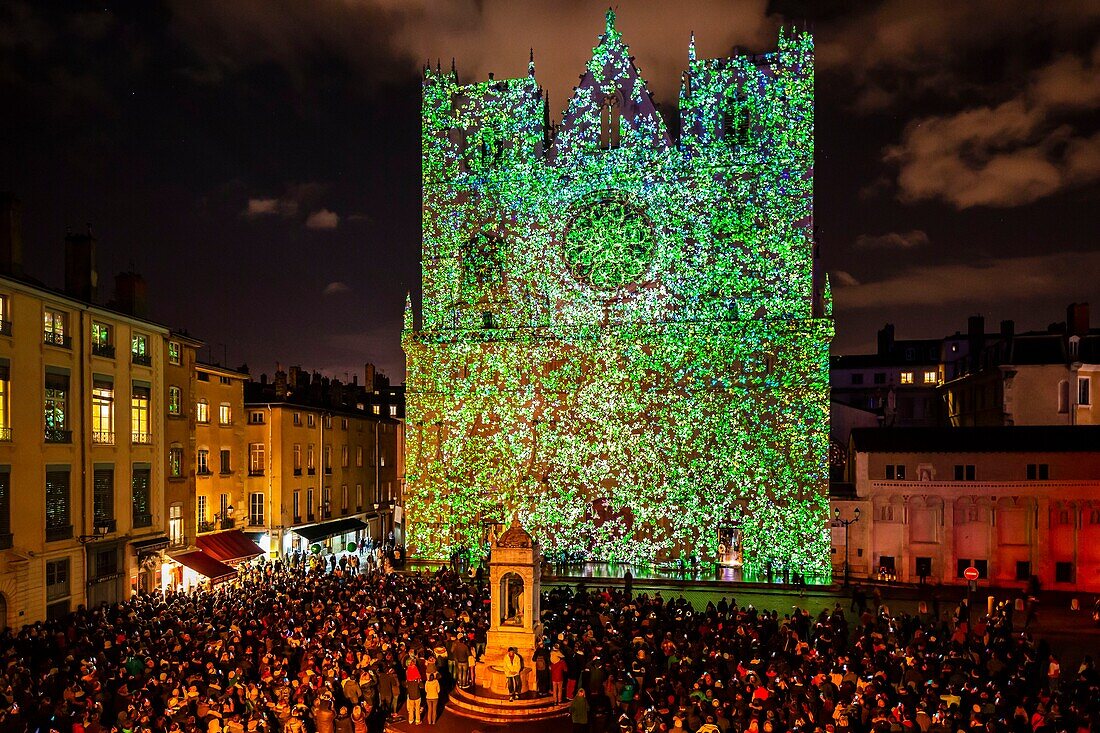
[834,506,861,587]
[77,518,114,544]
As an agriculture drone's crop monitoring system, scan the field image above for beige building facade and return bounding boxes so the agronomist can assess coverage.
[0,274,169,625]
[834,426,1100,592]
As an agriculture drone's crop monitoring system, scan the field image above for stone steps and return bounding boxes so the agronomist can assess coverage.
[445,686,571,724]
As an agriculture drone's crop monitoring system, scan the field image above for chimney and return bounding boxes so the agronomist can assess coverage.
[876,324,895,356]
[1067,302,1090,337]
[968,315,985,372]
[64,227,98,302]
[113,271,147,317]
[274,368,288,399]
[364,362,376,389]
[0,193,24,276]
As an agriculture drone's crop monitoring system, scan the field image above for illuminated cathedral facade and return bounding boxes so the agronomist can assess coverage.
[403,12,833,573]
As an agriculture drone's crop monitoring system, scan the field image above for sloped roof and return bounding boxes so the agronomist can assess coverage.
[851,426,1100,453]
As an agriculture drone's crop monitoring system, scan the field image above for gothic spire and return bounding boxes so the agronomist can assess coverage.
[689,31,696,62]
[529,47,535,76]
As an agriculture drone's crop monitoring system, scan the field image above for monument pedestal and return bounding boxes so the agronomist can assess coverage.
[444,519,569,725]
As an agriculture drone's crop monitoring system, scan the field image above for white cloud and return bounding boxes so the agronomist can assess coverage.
[306,209,340,229]
[323,281,351,296]
[854,230,929,250]
[244,198,279,216]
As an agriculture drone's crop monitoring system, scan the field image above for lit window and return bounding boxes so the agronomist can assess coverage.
[249,493,265,525]
[923,370,938,384]
[168,386,182,416]
[308,414,315,427]
[44,309,68,347]
[131,333,149,365]
[169,446,183,477]
[92,380,114,444]
[131,386,150,443]
[249,443,265,475]
[168,341,181,365]
[0,362,8,435]
[389,405,397,417]
[197,449,210,475]
[900,371,914,385]
[91,322,111,355]
[219,403,232,425]
[196,399,209,424]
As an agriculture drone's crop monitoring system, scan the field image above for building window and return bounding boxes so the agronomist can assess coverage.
[341,418,348,430]
[873,372,886,385]
[308,414,315,427]
[0,295,7,333]
[169,504,183,547]
[168,386,181,416]
[131,333,150,365]
[219,376,231,385]
[219,402,232,425]
[93,468,114,525]
[249,443,265,476]
[0,363,8,439]
[1079,377,1091,406]
[342,444,349,467]
[91,322,112,357]
[324,446,332,474]
[249,493,264,526]
[196,399,209,424]
[197,371,209,382]
[249,411,265,424]
[1056,509,1071,525]
[219,449,231,475]
[1090,509,1100,525]
[341,484,349,512]
[967,506,979,523]
[293,412,301,426]
[197,494,208,528]
[372,405,381,415]
[356,446,363,467]
[293,491,301,521]
[45,469,71,541]
[1026,463,1049,480]
[880,505,894,521]
[1055,561,1074,583]
[132,467,151,527]
[169,445,183,477]
[44,372,69,441]
[1058,380,1069,413]
[900,371,914,385]
[954,464,976,481]
[307,488,315,520]
[973,559,988,578]
[293,444,302,474]
[168,340,181,365]
[323,487,332,517]
[45,558,70,601]
[43,309,68,347]
[307,444,315,473]
[0,469,10,545]
[885,464,905,480]
[923,370,938,384]
[356,484,363,510]
[91,380,114,444]
[324,415,332,430]
[197,449,210,476]
[850,373,863,385]
[131,385,151,443]
[1015,561,1031,581]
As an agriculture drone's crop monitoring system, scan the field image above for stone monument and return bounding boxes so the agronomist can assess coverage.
[484,518,542,666]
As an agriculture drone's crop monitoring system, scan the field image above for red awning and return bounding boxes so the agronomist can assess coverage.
[196,529,264,563]
[172,551,235,583]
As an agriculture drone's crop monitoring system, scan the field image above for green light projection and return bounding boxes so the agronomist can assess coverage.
[405,12,833,574]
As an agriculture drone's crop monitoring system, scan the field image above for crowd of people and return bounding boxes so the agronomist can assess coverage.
[0,556,1095,733]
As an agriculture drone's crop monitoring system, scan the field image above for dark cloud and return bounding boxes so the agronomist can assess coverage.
[854,230,929,250]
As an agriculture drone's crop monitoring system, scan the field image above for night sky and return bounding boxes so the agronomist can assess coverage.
[1,1,1097,382]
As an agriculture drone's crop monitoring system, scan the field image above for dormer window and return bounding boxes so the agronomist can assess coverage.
[599,95,621,150]
[1069,336,1080,359]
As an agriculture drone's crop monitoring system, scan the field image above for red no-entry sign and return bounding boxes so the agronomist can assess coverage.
[963,566,980,582]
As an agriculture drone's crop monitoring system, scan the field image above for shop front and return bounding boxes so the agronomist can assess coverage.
[196,529,264,567]
[164,550,235,592]
[130,535,169,595]
[291,517,367,556]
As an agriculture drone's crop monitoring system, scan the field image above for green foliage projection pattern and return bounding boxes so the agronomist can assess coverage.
[564,196,656,289]
[405,13,832,575]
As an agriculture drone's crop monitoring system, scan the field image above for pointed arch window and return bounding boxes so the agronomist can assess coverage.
[599,94,621,150]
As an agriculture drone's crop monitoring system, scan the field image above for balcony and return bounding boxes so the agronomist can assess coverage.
[92,431,114,445]
[198,520,216,533]
[91,343,115,359]
[249,469,265,477]
[44,427,72,443]
[131,352,151,367]
[0,320,10,336]
[46,524,73,542]
[307,468,316,476]
[0,533,11,550]
[43,331,71,349]
[0,427,10,442]
[132,512,152,528]
[131,431,153,445]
